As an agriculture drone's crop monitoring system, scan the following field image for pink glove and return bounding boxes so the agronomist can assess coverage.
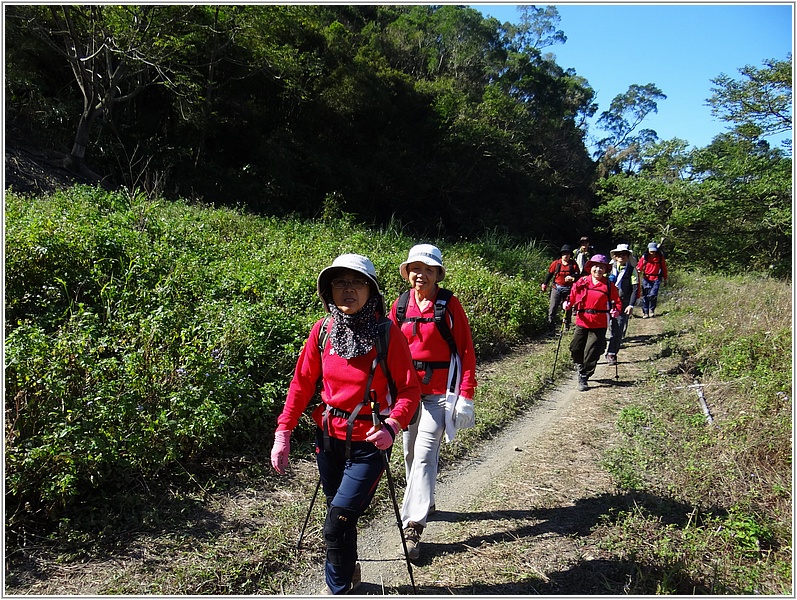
[365,418,399,451]
[270,429,291,474]
[562,301,571,312]
[541,283,547,292]
[610,308,620,319]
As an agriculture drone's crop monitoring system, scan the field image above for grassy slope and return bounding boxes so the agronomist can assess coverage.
[4,187,792,594]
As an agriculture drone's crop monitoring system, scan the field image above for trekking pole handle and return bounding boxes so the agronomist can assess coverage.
[370,392,381,430]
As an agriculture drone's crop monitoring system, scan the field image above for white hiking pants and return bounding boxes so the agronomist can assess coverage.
[401,393,446,529]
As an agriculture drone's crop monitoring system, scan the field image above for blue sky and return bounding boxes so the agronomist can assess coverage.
[470,3,793,152]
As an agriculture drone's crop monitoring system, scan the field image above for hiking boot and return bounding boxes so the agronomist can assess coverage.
[350,562,361,593]
[403,522,423,560]
[578,377,589,391]
[322,562,361,595]
[606,353,617,366]
[642,313,649,319]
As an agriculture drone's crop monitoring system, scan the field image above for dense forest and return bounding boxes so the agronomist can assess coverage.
[5,4,792,273]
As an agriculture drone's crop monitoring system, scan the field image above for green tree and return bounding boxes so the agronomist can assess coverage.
[594,83,667,176]
[707,56,792,141]
[6,5,201,180]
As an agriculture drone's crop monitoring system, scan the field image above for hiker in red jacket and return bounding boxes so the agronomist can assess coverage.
[390,243,477,562]
[541,244,582,335]
[563,254,622,391]
[636,242,668,318]
[270,253,421,595]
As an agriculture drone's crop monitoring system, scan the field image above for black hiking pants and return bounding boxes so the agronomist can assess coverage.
[569,325,607,379]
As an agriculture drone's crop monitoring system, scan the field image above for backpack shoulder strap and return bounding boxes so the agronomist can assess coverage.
[374,317,397,403]
[433,288,458,356]
[317,314,332,353]
[395,290,411,324]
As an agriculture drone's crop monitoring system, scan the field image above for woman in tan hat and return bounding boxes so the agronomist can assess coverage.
[270,253,421,594]
[390,243,477,561]
[563,254,622,391]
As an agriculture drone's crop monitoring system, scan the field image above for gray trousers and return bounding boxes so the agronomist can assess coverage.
[401,393,446,529]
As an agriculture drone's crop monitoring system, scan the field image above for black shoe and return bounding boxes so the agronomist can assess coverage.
[578,377,588,391]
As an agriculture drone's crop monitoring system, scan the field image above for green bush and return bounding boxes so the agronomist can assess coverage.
[5,185,551,523]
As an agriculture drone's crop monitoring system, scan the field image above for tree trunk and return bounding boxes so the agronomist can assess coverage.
[62,106,105,184]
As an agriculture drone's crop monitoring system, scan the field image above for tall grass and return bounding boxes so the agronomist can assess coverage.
[5,185,550,528]
[600,272,792,594]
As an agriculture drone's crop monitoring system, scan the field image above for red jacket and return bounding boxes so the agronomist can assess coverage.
[543,259,581,287]
[389,288,477,400]
[567,275,622,329]
[276,316,421,440]
[637,252,668,282]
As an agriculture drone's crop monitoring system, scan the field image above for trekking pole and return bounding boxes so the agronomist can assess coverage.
[296,476,322,550]
[549,313,567,382]
[370,394,417,594]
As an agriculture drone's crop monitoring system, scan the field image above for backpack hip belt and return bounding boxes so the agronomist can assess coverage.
[412,360,450,384]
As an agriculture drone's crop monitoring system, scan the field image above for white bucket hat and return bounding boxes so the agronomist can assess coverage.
[399,244,446,281]
[610,243,633,258]
[317,253,383,313]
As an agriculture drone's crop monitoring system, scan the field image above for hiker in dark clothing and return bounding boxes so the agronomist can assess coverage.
[564,254,621,391]
[636,242,668,318]
[541,244,581,334]
[605,244,639,365]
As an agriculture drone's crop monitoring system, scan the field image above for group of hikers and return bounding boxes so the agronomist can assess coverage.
[269,238,667,594]
[541,236,668,391]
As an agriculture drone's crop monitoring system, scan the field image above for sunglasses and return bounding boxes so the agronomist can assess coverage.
[331,278,369,289]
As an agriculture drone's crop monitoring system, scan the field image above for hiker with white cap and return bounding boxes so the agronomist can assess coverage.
[636,242,668,318]
[605,244,640,366]
[563,254,622,391]
[270,253,421,594]
[390,243,477,560]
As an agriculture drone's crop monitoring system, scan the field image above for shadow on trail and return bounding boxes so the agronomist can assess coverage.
[384,490,716,595]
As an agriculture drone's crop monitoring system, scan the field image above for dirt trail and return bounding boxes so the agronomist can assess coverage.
[288,314,665,595]
[5,314,666,596]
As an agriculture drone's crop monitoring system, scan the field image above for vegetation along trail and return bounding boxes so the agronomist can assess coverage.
[6,261,791,595]
[289,313,669,595]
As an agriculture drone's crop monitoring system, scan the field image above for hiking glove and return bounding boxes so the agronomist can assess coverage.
[270,429,291,474]
[366,418,399,451]
[453,396,475,429]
